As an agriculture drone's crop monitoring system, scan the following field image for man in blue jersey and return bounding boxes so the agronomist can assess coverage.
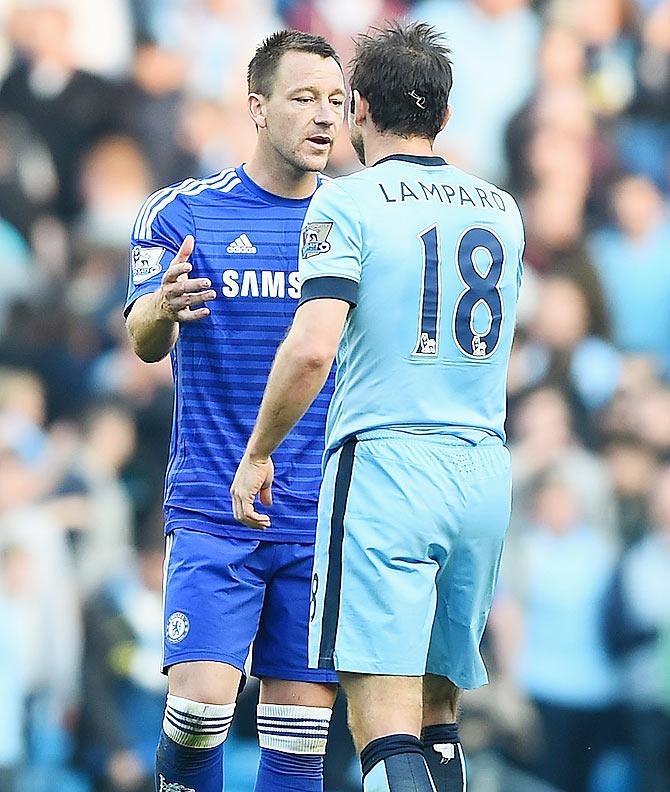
[124,31,345,792]
[232,22,524,792]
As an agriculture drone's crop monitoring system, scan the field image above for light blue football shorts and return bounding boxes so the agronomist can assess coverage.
[308,430,512,689]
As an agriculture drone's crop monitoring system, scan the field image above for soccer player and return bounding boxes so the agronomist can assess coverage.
[231,21,524,792]
[124,31,345,792]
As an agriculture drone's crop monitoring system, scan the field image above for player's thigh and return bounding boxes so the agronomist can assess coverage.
[253,540,338,689]
[339,672,424,751]
[162,528,267,682]
[309,436,442,676]
[427,443,512,688]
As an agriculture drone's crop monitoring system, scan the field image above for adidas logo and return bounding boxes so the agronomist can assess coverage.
[226,234,257,254]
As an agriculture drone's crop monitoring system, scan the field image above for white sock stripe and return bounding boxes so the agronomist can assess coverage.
[166,705,234,726]
[258,723,330,732]
[258,729,329,740]
[258,732,328,755]
[163,717,231,749]
[165,710,233,731]
[256,704,331,756]
[257,717,331,726]
[257,704,333,721]
[164,717,231,739]
[162,696,235,750]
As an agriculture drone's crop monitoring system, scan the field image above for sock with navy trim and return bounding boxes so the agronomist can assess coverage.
[154,694,235,792]
[254,704,331,792]
[422,723,466,792]
[360,733,436,792]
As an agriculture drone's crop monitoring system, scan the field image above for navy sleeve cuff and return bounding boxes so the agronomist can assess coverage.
[298,276,359,307]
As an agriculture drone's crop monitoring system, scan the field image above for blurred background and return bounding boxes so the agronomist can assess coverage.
[0,0,669,790]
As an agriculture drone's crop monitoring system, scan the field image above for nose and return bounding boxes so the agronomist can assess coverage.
[313,98,337,127]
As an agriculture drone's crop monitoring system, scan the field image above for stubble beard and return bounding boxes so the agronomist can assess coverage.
[350,125,365,165]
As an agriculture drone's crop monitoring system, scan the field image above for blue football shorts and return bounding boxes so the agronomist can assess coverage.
[308,430,512,689]
[162,527,337,683]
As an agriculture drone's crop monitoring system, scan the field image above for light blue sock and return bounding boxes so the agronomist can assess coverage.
[155,694,234,792]
[254,704,332,792]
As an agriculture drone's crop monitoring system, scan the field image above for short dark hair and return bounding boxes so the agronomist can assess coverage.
[350,21,453,140]
[248,29,341,97]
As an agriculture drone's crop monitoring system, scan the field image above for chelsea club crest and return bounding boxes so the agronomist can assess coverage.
[166,611,190,643]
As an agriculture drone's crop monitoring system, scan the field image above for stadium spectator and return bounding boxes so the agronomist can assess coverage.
[588,173,670,374]
[411,0,541,179]
[604,465,670,791]
[507,476,620,792]
[56,403,136,595]
[0,1,121,219]
[79,514,166,792]
[509,387,617,539]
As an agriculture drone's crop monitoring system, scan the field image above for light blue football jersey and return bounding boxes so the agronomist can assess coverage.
[298,154,524,451]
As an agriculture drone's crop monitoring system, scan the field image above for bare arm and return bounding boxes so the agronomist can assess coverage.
[125,235,217,362]
[230,298,350,528]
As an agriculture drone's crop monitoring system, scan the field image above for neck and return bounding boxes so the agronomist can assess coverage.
[365,134,435,167]
[244,140,318,199]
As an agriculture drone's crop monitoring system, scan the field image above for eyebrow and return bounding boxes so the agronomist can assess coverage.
[290,86,346,96]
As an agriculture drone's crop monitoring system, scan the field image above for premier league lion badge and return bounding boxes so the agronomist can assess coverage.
[131,245,165,284]
[301,222,333,258]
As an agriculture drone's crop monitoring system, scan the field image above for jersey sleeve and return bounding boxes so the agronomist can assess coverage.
[504,189,525,298]
[124,187,195,317]
[298,181,363,307]
[514,198,525,297]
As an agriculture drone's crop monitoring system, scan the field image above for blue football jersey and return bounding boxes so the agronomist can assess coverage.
[126,166,333,541]
[297,154,524,452]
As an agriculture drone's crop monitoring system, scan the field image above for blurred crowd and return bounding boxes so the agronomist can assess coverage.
[0,0,669,790]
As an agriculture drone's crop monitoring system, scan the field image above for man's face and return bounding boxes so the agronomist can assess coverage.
[261,51,345,173]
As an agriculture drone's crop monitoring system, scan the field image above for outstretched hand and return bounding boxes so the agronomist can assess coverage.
[230,454,274,529]
[158,235,217,322]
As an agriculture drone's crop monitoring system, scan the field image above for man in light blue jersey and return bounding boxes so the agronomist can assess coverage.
[125,31,345,792]
[232,21,524,792]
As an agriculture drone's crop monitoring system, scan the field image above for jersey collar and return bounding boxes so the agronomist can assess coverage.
[236,164,319,207]
[373,154,448,167]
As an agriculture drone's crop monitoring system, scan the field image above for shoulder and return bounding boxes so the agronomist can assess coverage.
[314,170,372,210]
[132,168,241,241]
[453,165,522,216]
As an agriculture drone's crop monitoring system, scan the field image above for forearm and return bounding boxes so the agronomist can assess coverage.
[125,291,178,362]
[246,340,332,460]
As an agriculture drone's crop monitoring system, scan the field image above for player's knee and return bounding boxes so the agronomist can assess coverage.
[257,703,332,755]
[162,694,236,748]
[423,674,461,723]
[167,660,241,705]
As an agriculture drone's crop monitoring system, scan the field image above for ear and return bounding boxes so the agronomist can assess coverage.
[351,90,369,127]
[440,104,452,133]
[248,93,267,129]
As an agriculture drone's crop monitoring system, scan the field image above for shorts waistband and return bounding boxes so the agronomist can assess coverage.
[354,429,504,447]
